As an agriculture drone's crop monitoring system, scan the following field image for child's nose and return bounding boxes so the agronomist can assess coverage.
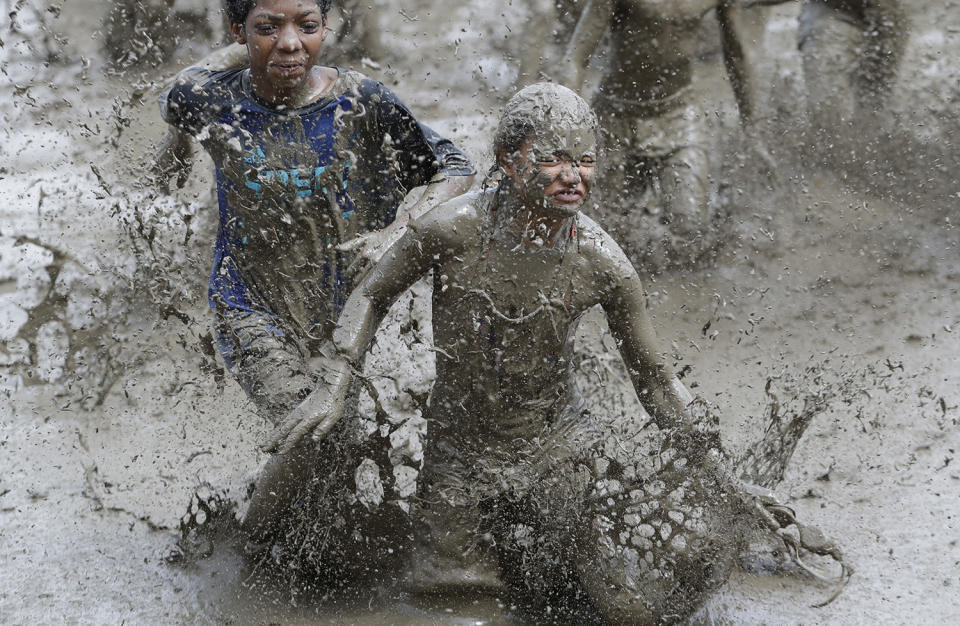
[276,24,303,51]
[558,161,580,183]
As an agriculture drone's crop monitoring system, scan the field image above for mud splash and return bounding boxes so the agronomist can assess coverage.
[2,0,959,624]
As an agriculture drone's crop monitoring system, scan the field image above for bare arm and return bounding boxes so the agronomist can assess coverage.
[561,0,614,91]
[717,0,757,127]
[265,208,457,453]
[385,173,475,238]
[740,0,793,7]
[600,262,693,432]
[340,172,475,278]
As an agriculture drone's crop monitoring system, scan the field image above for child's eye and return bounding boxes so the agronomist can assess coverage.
[579,156,596,166]
[255,24,277,35]
[301,21,321,33]
[537,155,560,165]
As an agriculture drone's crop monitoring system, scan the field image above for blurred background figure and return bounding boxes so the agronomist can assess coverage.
[745,0,908,134]
[560,0,769,272]
[334,0,387,62]
[102,0,225,71]
[514,0,585,86]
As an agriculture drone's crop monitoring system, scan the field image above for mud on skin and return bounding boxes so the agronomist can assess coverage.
[560,0,765,272]
[255,84,851,623]
[2,0,959,623]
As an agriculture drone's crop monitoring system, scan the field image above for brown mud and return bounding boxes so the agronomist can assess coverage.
[1,0,959,623]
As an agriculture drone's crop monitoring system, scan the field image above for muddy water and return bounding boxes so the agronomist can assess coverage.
[2,0,959,623]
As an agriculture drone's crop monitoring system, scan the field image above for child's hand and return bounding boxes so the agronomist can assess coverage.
[743,125,778,180]
[263,353,352,454]
[337,227,393,280]
[153,129,193,193]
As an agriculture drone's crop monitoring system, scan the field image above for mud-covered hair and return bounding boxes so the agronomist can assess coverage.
[224,0,333,25]
[493,82,601,163]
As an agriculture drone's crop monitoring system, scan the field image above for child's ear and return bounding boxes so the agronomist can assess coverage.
[230,21,246,45]
[320,15,329,42]
[498,152,519,178]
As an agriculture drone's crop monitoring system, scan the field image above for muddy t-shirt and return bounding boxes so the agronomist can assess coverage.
[159,67,473,340]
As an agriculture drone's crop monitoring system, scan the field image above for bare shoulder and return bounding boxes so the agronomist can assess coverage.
[575,212,644,289]
[409,189,491,254]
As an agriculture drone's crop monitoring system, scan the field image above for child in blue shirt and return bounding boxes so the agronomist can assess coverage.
[155,0,474,547]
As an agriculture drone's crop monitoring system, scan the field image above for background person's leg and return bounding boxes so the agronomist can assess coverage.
[798,1,863,135]
[660,144,712,267]
[856,1,908,113]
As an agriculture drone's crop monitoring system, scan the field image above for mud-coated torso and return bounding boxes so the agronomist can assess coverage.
[602,0,719,102]
[426,199,604,452]
[159,67,472,343]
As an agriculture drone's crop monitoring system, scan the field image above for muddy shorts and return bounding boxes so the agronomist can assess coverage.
[404,392,599,595]
[592,91,713,269]
[214,308,320,425]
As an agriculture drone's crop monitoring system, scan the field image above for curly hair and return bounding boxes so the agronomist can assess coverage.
[224,0,333,25]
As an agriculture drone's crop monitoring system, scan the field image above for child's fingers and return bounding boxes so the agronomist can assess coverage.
[280,416,323,454]
[263,414,301,453]
[335,234,369,252]
[310,413,341,443]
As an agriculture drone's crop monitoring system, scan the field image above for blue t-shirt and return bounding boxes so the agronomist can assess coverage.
[159,67,473,342]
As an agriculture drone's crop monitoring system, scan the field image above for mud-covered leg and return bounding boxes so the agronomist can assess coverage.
[485,466,606,624]
[798,3,862,138]
[590,141,667,271]
[214,309,320,543]
[660,145,711,268]
[856,2,908,114]
[242,439,319,544]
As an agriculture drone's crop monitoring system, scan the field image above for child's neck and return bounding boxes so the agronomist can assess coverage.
[495,192,575,250]
[253,66,334,108]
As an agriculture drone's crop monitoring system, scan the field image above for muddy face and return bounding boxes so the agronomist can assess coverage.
[230,0,329,105]
[495,83,600,218]
[505,131,597,217]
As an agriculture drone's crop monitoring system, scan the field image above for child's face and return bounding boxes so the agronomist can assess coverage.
[507,127,597,217]
[231,0,328,102]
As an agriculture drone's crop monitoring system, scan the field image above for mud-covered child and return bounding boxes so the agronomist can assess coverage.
[266,83,743,621]
[154,0,475,547]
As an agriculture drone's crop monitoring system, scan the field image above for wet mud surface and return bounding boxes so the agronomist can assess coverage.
[2,0,959,623]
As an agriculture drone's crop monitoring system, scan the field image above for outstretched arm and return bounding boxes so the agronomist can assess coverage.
[717,0,757,127]
[265,210,453,453]
[740,0,793,7]
[341,172,474,277]
[601,265,693,432]
[561,0,614,91]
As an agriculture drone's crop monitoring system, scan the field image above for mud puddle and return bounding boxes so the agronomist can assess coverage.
[2,0,959,623]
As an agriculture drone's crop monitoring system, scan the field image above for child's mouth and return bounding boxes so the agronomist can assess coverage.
[271,61,305,76]
[553,189,583,204]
